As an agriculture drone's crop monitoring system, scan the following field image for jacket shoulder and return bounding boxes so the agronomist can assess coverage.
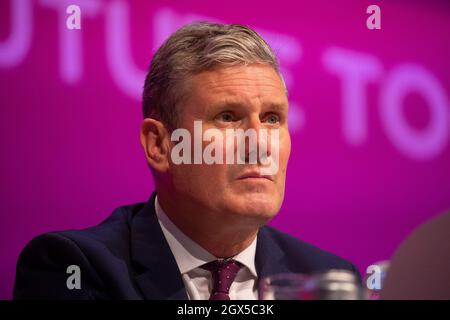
[261,225,358,274]
[14,202,146,299]
[58,202,145,249]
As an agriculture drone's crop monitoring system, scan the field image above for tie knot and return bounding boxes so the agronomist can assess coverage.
[201,259,243,300]
[202,259,242,273]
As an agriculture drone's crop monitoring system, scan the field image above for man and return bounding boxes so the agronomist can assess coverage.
[14,22,359,300]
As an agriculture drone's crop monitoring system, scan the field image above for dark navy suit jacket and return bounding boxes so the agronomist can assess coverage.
[14,192,359,299]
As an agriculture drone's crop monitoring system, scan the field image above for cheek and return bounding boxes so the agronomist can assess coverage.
[275,133,291,174]
[172,163,229,193]
[273,135,290,197]
[170,164,193,191]
[281,134,291,164]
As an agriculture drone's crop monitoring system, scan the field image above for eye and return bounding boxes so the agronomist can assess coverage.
[217,112,235,122]
[265,113,280,124]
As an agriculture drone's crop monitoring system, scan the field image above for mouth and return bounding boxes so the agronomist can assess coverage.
[237,170,274,182]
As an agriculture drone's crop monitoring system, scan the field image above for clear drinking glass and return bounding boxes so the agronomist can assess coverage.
[259,270,364,300]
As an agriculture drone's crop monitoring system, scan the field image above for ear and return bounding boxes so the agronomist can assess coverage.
[140,118,171,173]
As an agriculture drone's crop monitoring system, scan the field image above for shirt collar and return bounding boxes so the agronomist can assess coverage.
[155,195,258,277]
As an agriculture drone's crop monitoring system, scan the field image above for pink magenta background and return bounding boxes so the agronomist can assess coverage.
[1,0,450,299]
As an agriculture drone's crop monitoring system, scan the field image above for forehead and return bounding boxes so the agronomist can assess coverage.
[186,64,288,111]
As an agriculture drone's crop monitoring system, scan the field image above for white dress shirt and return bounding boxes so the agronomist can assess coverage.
[155,196,259,300]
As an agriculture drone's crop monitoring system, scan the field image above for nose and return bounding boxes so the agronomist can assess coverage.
[243,115,272,164]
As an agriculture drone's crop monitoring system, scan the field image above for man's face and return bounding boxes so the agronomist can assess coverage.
[168,64,291,223]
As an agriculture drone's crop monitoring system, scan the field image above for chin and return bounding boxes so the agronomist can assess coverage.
[225,195,280,221]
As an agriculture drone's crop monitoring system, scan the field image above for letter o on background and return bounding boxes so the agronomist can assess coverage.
[380,64,449,160]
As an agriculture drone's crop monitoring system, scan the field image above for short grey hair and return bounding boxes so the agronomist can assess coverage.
[142,22,285,130]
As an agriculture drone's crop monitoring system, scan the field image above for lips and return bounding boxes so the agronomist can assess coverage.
[237,170,274,182]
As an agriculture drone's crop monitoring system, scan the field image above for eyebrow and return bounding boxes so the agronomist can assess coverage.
[262,102,288,112]
[210,100,288,113]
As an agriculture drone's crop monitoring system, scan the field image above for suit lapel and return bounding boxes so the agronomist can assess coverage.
[255,227,291,278]
[130,192,188,300]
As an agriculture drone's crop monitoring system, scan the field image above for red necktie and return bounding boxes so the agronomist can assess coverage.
[201,259,243,300]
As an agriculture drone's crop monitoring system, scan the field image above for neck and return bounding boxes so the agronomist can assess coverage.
[156,189,262,258]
